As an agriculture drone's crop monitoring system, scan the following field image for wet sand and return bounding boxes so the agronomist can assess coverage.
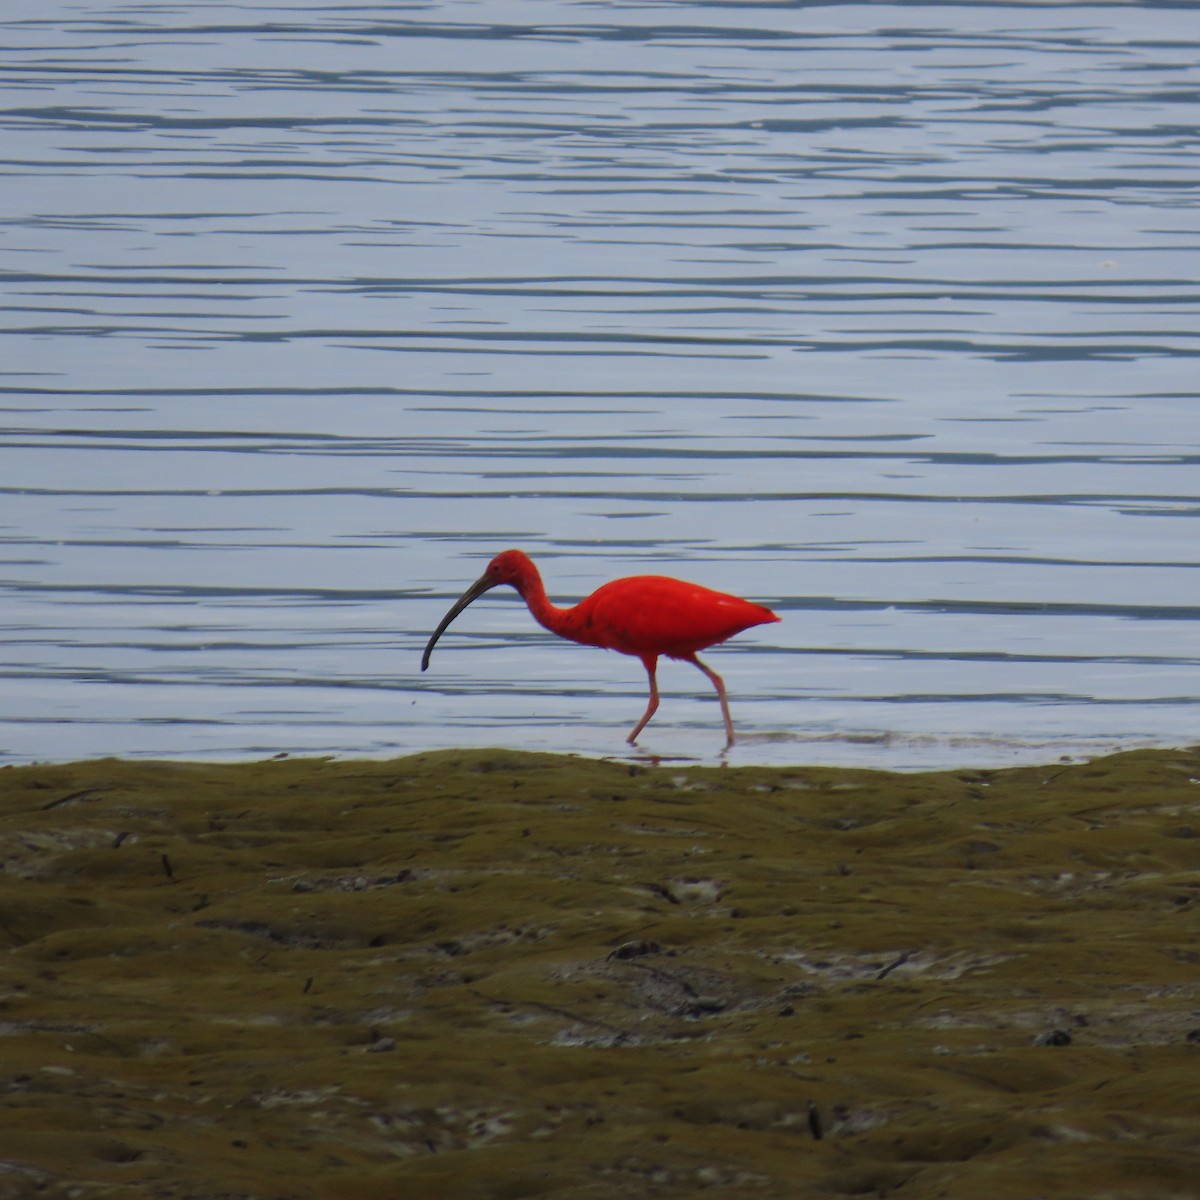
[2,746,1198,1199]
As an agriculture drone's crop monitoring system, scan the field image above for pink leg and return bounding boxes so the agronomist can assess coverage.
[688,654,736,749]
[627,655,660,743]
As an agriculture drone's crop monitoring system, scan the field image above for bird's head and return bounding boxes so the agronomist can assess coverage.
[421,549,536,671]
[482,548,535,588]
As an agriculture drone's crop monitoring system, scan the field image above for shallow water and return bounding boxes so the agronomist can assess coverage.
[2,1,1198,768]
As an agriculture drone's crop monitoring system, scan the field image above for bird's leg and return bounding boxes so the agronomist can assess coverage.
[688,654,736,749]
[627,655,660,743]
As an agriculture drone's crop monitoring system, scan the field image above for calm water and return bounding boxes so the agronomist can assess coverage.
[2,1,1198,769]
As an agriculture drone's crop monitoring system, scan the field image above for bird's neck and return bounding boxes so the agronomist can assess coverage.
[512,567,573,638]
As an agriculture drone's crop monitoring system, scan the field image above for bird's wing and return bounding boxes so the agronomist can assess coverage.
[568,576,776,658]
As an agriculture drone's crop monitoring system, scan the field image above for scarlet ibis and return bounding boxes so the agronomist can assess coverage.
[421,549,780,747]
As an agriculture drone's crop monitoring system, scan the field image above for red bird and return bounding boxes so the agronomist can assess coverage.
[421,549,780,747]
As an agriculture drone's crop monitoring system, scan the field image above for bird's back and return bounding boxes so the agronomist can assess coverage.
[558,575,779,659]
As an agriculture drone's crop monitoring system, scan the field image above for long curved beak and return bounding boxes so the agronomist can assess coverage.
[421,573,500,671]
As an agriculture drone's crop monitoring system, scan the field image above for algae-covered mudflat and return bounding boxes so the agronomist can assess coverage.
[2,748,1198,1199]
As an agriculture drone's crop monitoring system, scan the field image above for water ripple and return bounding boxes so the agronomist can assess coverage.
[1,1,1197,766]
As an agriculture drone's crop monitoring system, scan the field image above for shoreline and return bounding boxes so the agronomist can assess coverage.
[3,746,1198,1198]
[3,727,1193,774]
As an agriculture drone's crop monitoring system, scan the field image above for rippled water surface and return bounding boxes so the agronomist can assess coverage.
[2,1,1198,768]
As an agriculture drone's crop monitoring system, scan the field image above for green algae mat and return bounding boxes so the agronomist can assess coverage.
[1,747,1199,1200]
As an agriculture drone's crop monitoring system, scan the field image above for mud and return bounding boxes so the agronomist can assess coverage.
[1,747,1198,1199]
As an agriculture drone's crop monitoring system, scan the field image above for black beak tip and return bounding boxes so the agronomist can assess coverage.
[421,572,492,676]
